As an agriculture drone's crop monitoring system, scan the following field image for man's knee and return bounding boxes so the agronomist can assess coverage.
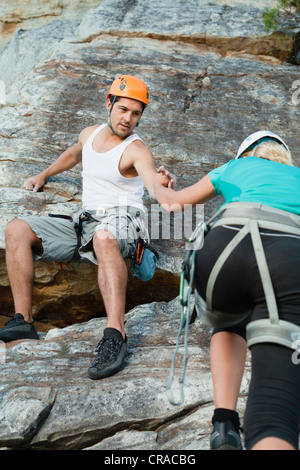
[5,219,41,248]
[93,230,119,256]
[6,219,25,241]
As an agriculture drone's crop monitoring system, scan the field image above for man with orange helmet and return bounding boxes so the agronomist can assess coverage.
[3,75,174,380]
[106,75,149,134]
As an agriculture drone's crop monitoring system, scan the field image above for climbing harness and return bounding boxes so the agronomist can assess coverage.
[166,201,300,406]
[48,206,148,265]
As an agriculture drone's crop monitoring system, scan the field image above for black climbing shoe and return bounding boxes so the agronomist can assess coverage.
[210,421,243,450]
[0,313,39,342]
[88,327,127,379]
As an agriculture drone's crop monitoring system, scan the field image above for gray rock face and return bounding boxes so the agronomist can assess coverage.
[0,0,103,52]
[0,296,250,450]
[0,19,80,87]
[0,0,299,450]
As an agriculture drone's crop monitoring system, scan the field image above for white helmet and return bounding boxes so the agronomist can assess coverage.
[235,130,289,160]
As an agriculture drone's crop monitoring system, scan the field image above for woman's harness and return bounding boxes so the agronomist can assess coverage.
[166,202,300,406]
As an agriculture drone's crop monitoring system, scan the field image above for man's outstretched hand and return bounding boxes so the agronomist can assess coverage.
[158,166,176,189]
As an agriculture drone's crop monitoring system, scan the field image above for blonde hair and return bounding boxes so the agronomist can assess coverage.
[252,140,293,166]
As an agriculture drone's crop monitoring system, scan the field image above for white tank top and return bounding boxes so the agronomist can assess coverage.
[81,124,145,211]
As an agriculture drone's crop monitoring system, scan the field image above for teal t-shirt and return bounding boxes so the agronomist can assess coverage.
[208,157,300,215]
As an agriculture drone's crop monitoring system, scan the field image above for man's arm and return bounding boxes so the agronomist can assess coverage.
[24,127,92,192]
[132,141,175,198]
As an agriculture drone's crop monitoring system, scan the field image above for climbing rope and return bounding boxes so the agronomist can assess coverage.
[165,220,207,406]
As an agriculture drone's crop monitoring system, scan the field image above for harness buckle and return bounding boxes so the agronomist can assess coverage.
[96,208,107,217]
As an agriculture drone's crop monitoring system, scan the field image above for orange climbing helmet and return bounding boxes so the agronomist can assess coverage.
[107,75,149,106]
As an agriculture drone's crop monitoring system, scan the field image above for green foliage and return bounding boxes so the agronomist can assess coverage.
[263,0,300,31]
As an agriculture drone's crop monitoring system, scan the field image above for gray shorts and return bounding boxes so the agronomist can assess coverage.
[20,206,147,265]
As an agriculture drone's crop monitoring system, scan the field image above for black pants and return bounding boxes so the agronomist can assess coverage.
[194,226,300,449]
